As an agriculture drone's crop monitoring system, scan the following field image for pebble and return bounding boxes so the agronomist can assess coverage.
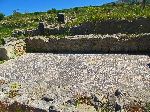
[0,53,150,111]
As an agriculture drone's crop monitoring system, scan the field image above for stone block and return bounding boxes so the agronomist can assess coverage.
[0,46,15,60]
[38,22,47,35]
[57,13,65,23]
[0,47,8,60]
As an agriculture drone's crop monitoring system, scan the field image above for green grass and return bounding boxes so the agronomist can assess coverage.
[0,60,5,64]
[0,3,150,44]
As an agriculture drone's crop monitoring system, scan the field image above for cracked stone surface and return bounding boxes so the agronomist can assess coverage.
[0,53,150,111]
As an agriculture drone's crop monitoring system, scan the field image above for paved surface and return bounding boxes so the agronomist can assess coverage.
[0,53,150,111]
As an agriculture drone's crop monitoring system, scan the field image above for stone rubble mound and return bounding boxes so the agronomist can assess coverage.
[0,53,150,111]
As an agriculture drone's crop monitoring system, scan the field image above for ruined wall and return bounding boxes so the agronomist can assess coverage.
[69,18,150,35]
[25,33,150,53]
[13,18,150,37]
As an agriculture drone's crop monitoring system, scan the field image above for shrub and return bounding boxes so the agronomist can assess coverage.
[0,13,5,21]
[73,7,79,12]
[33,12,41,15]
[12,10,21,16]
[47,8,57,14]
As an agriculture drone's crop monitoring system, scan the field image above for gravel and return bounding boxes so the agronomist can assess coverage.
[0,53,150,111]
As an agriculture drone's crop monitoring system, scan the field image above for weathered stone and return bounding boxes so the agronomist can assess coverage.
[0,46,15,60]
[115,102,122,112]
[41,96,54,102]
[38,22,47,35]
[90,94,102,111]
[0,47,8,60]
[57,13,65,23]
[115,89,122,97]
[49,106,58,112]
[10,18,150,37]
[3,37,18,44]
[0,39,26,60]
[25,34,150,53]
[65,99,76,106]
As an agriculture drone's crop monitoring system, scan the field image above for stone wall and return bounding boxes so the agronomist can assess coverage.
[25,33,150,53]
[13,18,150,37]
[69,18,150,35]
[1,33,150,60]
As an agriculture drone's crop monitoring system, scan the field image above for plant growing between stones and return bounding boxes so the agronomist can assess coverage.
[73,93,115,112]
[0,13,5,21]
[4,82,22,98]
[0,60,5,64]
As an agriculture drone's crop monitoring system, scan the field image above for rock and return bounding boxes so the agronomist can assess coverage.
[90,94,102,111]
[0,91,6,101]
[49,106,59,112]
[41,96,54,102]
[115,102,122,112]
[0,39,26,60]
[7,39,26,55]
[25,34,150,53]
[65,99,76,106]
[91,94,100,102]
[0,79,6,85]
[76,104,97,112]
[0,46,15,60]
[38,22,46,35]
[3,37,18,44]
[0,53,150,111]
[115,89,122,97]
[57,13,65,23]
[0,47,8,60]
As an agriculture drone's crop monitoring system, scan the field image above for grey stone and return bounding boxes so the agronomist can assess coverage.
[41,96,54,102]
[57,13,65,23]
[25,34,150,53]
[9,18,150,37]
[115,89,122,97]
[38,22,46,35]
[115,102,122,112]
[0,47,8,60]
[0,46,14,60]
[90,94,102,111]
[3,37,18,44]
[49,106,59,112]
[65,99,76,106]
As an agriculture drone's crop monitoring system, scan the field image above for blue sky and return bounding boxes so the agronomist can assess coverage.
[0,0,116,16]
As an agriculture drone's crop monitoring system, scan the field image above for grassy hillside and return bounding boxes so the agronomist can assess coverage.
[0,3,150,45]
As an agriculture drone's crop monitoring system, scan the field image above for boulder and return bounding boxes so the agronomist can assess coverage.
[0,46,15,60]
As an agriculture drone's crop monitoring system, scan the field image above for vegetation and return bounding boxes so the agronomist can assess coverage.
[0,58,5,64]
[47,8,57,14]
[73,93,150,111]
[0,13,5,21]
[0,60,5,64]
[0,3,150,44]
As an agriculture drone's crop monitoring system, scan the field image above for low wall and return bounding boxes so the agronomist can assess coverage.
[70,18,150,35]
[13,18,150,37]
[25,33,150,53]
[1,33,149,61]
